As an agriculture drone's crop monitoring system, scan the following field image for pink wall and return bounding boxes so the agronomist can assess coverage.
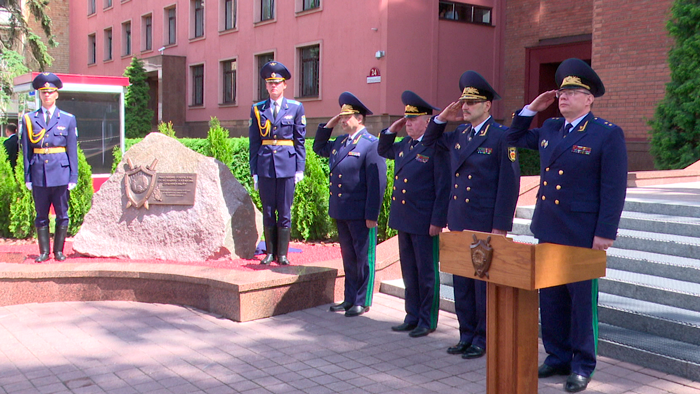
[70,0,503,122]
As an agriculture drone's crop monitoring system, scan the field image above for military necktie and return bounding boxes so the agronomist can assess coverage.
[45,110,51,125]
[273,102,279,120]
[410,139,419,148]
[468,126,477,141]
[562,123,573,137]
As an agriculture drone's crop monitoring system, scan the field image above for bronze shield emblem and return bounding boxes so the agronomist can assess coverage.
[124,158,158,209]
[471,234,494,278]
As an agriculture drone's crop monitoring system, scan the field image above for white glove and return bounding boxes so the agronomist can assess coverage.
[68,183,77,190]
[26,182,32,191]
[253,174,259,191]
[294,171,304,184]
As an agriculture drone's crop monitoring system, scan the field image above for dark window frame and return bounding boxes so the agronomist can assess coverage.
[193,0,204,38]
[192,64,205,106]
[438,1,492,26]
[260,0,274,22]
[123,21,132,56]
[222,59,237,104]
[302,0,319,11]
[88,34,97,64]
[256,53,274,101]
[104,28,113,61]
[299,45,320,98]
[224,0,236,30]
[167,7,177,45]
[144,15,153,51]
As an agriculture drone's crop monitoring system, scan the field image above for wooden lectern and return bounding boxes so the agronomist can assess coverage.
[440,230,606,394]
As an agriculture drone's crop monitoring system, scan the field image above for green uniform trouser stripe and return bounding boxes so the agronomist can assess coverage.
[591,278,599,354]
[365,226,377,306]
[429,235,441,329]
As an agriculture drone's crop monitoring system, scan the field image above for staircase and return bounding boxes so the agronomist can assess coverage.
[380,191,700,381]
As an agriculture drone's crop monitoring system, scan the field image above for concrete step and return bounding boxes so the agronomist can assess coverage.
[599,293,700,346]
[624,198,700,218]
[601,269,700,312]
[613,228,700,259]
[598,323,700,381]
[607,248,700,284]
[618,210,700,237]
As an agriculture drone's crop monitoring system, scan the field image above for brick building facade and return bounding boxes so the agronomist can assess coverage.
[502,0,673,170]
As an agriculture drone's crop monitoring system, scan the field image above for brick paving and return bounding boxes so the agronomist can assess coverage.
[1,294,699,393]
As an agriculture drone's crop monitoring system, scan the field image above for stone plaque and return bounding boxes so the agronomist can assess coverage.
[150,173,197,205]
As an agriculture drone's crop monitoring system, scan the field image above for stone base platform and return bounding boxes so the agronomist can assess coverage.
[0,237,401,322]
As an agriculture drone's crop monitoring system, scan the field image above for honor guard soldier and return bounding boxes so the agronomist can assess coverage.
[249,61,306,265]
[423,71,520,359]
[313,92,387,317]
[377,91,450,338]
[21,72,78,262]
[507,58,627,393]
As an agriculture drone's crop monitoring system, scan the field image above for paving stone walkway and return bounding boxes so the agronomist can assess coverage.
[1,293,699,394]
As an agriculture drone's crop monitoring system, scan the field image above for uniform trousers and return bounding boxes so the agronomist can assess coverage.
[33,185,69,227]
[540,278,598,377]
[258,176,295,228]
[453,275,487,348]
[398,231,440,330]
[336,219,376,307]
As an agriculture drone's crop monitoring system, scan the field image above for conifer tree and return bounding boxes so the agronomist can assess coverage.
[649,0,700,169]
[123,57,154,138]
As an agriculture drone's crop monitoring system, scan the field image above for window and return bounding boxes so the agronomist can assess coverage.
[256,52,274,101]
[302,0,319,11]
[88,34,96,64]
[260,0,274,22]
[192,0,204,38]
[191,64,204,106]
[122,21,132,56]
[104,0,112,9]
[142,15,153,51]
[438,1,491,25]
[222,59,237,104]
[166,6,177,45]
[223,0,236,30]
[299,45,319,98]
[88,0,96,15]
[104,28,113,61]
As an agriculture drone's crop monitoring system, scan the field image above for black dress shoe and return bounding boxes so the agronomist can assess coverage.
[329,301,351,312]
[345,305,369,317]
[447,341,470,355]
[391,322,417,332]
[564,373,590,393]
[538,363,571,378]
[462,345,485,359]
[408,327,434,338]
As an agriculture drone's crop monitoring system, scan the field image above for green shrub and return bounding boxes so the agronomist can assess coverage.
[291,141,336,241]
[207,117,234,165]
[68,145,95,235]
[158,121,177,138]
[518,148,541,176]
[9,151,35,238]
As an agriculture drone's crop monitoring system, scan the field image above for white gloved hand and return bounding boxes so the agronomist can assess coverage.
[26,182,32,191]
[68,183,77,190]
[294,171,304,184]
[253,174,259,191]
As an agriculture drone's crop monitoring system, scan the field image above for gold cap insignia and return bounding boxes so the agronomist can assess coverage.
[460,87,487,101]
[271,72,277,78]
[561,76,590,90]
[270,62,277,66]
[339,104,359,115]
[44,82,50,88]
[404,105,427,117]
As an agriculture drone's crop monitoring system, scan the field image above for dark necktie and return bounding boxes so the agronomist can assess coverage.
[563,123,573,137]
[45,110,51,125]
[410,139,419,148]
[273,102,279,120]
[468,126,477,141]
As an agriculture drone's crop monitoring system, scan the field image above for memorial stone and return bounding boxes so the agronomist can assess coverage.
[73,132,262,261]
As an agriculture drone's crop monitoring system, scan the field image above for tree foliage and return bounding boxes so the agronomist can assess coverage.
[123,57,154,138]
[649,0,700,169]
[206,117,233,164]
[0,0,55,118]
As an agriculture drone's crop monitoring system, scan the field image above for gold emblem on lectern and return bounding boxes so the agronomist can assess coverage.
[471,234,493,278]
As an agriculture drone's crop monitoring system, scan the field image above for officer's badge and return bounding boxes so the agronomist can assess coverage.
[471,235,493,279]
[284,115,293,120]
[416,154,429,163]
[541,139,549,149]
[57,126,66,130]
[508,147,517,162]
[349,151,361,157]
[479,124,489,136]
[301,115,307,125]
[455,143,461,150]
[124,158,158,210]
[399,151,404,158]
[332,149,337,155]
[477,147,492,155]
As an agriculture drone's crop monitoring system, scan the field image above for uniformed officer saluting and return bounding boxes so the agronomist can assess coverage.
[507,58,627,393]
[21,72,78,262]
[313,92,387,317]
[377,91,450,338]
[249,61,306,265]
[423,71,520,359]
